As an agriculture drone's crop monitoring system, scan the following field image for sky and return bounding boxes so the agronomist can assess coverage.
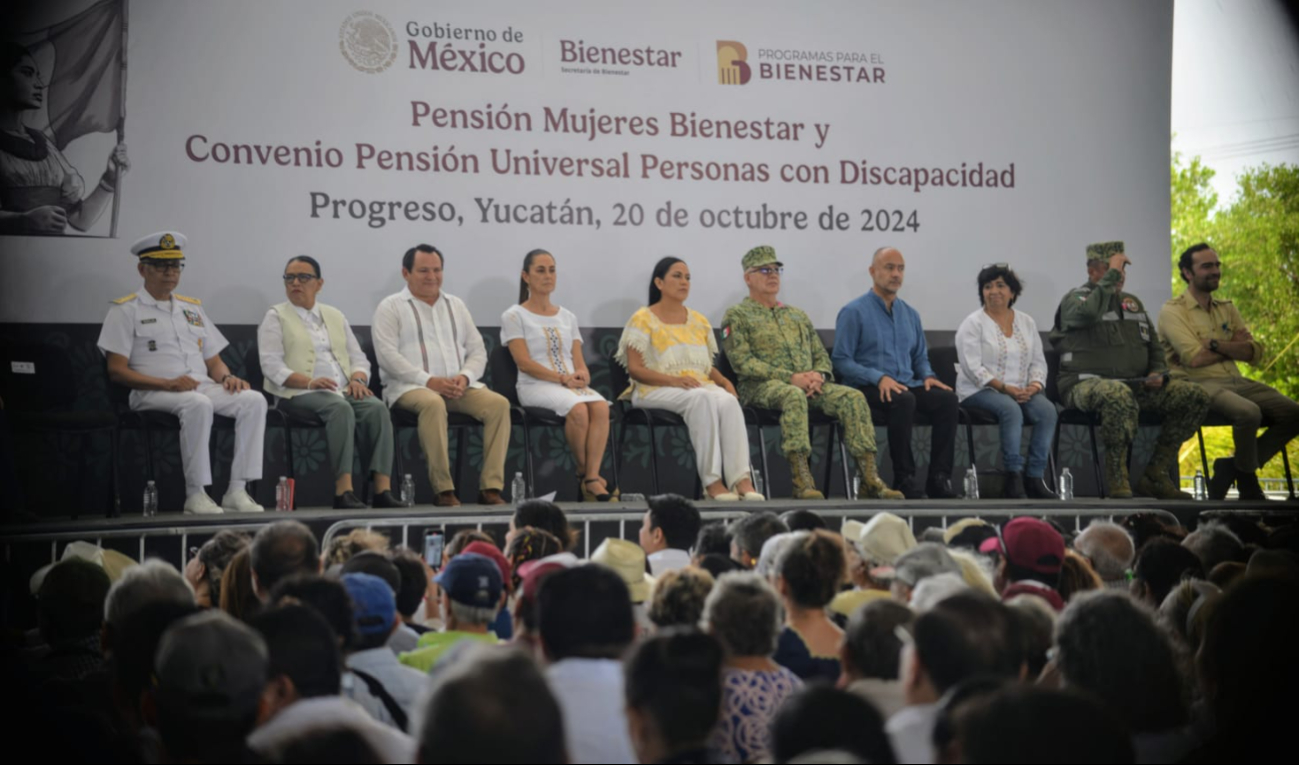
[1171,0,1299,208]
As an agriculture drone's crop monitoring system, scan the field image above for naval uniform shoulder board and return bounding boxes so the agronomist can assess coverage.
[174,294,202,305]
[111,293,138,305]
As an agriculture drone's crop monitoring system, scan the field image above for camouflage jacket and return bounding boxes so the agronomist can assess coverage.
[722,297,832,395]
[1049,268,1166,399]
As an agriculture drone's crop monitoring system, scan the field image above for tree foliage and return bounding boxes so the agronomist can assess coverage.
[1171,148,1299,482]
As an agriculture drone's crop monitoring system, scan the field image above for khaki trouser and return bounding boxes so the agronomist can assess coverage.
[1196,377,1299,473]
[395,387,510,494]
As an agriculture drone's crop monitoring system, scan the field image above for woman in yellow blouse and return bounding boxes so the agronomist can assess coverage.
[617,257,763,501]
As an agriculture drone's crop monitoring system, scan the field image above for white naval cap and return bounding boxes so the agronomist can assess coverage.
[130,231,188,260]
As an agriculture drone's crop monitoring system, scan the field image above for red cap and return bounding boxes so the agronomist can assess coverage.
[460,541,513,589]
[1001,518,1065,575]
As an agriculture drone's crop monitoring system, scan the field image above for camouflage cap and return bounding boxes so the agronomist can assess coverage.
[1086,241,1125,263]
[742,245,783,270]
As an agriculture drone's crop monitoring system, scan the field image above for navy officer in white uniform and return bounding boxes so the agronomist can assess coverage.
[97,231,266,514]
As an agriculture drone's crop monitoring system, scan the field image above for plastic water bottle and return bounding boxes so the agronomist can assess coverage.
[964,467,980,500]
[511,471,527,505]
[751,468,765,497]
[851,469,861,501]
[1058,468,1074,501]
[142,480,158,517]
[621,493,647,503]
[1193,469,1207,501]
[276,476,289,512]
[401,474,415,507]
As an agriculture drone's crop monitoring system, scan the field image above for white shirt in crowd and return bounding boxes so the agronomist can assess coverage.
[954,308,1048,402]
[647,548,692,578]
[257,304,369,392]
[247,695,415,764]
[546,657,638,765]
[343,647,428,728]
[371,288,487,406]
[886,702,941,765]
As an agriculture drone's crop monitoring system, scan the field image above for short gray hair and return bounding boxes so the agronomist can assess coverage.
[449,599,499,628]
[730,512,789,560]
[104,559,195,627]
[703,571,783,658]
[1182,523,1244,573]
[1074,521,1135,581]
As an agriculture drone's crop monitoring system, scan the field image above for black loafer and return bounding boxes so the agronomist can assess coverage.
[1236,471,1268,501]
[372,490,406,508]
[1208,457,1235,501]
[925,475,959,499]
[1004,472,1027,499]
[1025,476,1058,499]
[897,475,925,500]
[333,491,368,510]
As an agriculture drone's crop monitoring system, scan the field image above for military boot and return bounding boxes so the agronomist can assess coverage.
[1136,442,1193,500]
[789,453,826,500]
[856,453,904,500]
[1104,449,1133,499]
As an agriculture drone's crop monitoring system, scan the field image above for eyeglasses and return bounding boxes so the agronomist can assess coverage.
[748,267,784,276]
[145,261,184,273]
[282,274,319,284]
[982,262,1009,270]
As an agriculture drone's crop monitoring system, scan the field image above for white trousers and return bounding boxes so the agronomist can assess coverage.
[633,385,750,489]
[132,383,267,490]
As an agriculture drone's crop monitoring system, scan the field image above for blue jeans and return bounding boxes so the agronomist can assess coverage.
[962,389,1058,477]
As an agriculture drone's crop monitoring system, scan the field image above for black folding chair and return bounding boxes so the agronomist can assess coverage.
[368,346,481,503]
[1195,411,1296,500]
[607,357,702,499]
[0,342,119,518]
[713,349,850,497]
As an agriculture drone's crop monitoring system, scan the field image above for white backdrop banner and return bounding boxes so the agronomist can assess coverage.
[0,0,1174,330]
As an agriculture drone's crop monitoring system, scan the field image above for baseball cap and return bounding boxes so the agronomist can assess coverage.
[154,610,267,717]
[1000,518,1065,575]
[460,541,513,589]
[341,572,397,636]
[742,245,783,270]
[435,552,504,609]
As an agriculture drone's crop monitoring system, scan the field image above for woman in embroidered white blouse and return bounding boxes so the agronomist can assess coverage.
[955,264,1057,499]
[617,257,763,501]
[503,249,615,501]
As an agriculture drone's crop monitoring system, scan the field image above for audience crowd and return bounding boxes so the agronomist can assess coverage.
[6,499,1298,764]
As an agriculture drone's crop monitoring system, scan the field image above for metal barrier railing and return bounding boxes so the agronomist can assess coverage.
[4,522,279,569]
[3,506,1203,572]
[316,506,1184,560]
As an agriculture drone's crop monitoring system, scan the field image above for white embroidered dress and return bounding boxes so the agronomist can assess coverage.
[500,304,607,416]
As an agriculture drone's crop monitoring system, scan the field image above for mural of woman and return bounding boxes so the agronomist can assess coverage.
[0,42,129,235]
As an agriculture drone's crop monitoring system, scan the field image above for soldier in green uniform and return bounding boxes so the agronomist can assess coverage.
[1050,241,1210,499]
[722,245,902,500]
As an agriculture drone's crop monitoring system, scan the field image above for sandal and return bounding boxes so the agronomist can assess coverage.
[582,477,613,503]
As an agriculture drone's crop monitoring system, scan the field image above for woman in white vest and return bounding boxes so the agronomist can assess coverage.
[257,256,401,509]
[502,249,615,501]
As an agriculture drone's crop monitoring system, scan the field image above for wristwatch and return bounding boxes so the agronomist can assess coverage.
[1209,339,1220,353]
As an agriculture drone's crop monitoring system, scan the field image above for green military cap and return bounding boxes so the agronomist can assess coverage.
[742,245,783,270]
[1086,241,1124,263]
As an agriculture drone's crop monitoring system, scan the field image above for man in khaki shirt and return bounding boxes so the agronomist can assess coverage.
[1158,243,1299,500]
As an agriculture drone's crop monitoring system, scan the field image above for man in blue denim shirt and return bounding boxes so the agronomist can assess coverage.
[833,247,960,499]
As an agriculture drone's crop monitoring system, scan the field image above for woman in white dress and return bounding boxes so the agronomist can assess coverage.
[502,249,616,501]
[616,257,763,501]
[954,264,1058,499]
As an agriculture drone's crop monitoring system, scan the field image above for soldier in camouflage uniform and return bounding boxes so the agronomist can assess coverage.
[1050,241,1210,499]
[722,246,903,500]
